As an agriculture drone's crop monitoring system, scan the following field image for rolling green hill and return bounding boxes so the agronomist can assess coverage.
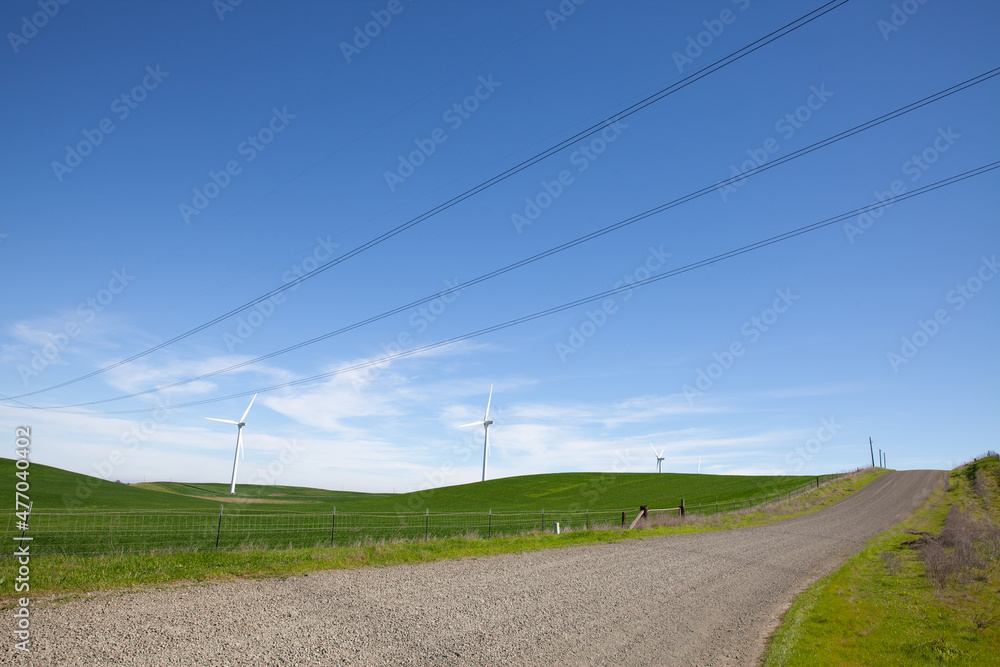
[1,457,831,513]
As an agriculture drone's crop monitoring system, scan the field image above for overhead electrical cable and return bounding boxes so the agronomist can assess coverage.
[4,0,852,401]
[6,67,994,409]
[21,161,999,414]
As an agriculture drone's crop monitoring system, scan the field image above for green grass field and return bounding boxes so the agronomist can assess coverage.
[2,457,836,555]
[762,457,1000,666]
[1,457,830,513]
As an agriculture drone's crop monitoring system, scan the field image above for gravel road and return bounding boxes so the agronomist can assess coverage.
[13,470,944,666]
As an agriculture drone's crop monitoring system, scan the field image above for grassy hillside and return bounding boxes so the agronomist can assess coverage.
[1,457,828,513]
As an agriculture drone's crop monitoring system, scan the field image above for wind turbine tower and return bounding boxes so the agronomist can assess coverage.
[650,444,665,473]
[206,393,257,495]
[461,385,495,482]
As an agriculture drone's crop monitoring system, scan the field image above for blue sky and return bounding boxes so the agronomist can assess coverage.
[1,0,997,494]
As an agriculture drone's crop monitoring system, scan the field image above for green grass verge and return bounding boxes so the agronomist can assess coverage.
[1,468,886,604]
[761,458,1000,666]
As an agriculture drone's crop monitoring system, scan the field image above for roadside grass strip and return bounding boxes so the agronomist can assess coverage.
[762,457,1000,666]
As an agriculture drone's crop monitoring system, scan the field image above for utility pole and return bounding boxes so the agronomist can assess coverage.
[869,437,875,468]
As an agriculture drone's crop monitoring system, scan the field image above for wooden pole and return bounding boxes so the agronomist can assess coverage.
[680,499,685,517]
[488,509,491,538]
[331,506,336,547]
[870,437,875,468]
[425,508,429,541]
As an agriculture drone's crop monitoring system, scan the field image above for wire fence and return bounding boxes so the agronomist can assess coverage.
[3,476,838,557]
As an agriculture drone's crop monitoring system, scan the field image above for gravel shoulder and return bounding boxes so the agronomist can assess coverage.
[12,470,944,666]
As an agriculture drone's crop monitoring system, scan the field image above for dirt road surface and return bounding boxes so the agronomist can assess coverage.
[13,470,944,666]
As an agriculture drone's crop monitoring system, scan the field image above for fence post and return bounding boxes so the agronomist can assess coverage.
[816,476,819,488]
[715,500,718,514]
[541,508,544,532]
[215,504,223,551]
[621,511,625,528]
[425,508,429,541]
[641,505,648,519]
[331,506,336,547]
[586,508,589,531]
[680,499,685,518]
[488,509,491,538]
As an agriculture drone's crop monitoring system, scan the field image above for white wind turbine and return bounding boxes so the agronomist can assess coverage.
[461,385,494,482]
[206,393,257,495]
[651,443,665,473]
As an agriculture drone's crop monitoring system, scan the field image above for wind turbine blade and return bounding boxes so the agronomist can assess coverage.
[650,443,658,456]
[459,421,484,428]
[240,393,257,423]
[206,418,239,425]
[658,449,665,458]
[483,384,493,421]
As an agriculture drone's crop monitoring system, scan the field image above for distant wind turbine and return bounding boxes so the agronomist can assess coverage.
[461,385,494,482]
[650,443,665,473]
[206,393,257,495]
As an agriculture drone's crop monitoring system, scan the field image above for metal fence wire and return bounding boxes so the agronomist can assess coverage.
[3,477,833,557]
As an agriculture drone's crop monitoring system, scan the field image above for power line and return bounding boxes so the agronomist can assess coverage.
[23,161,999,414]
[5,0,852,401]
[16,66,997,410]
